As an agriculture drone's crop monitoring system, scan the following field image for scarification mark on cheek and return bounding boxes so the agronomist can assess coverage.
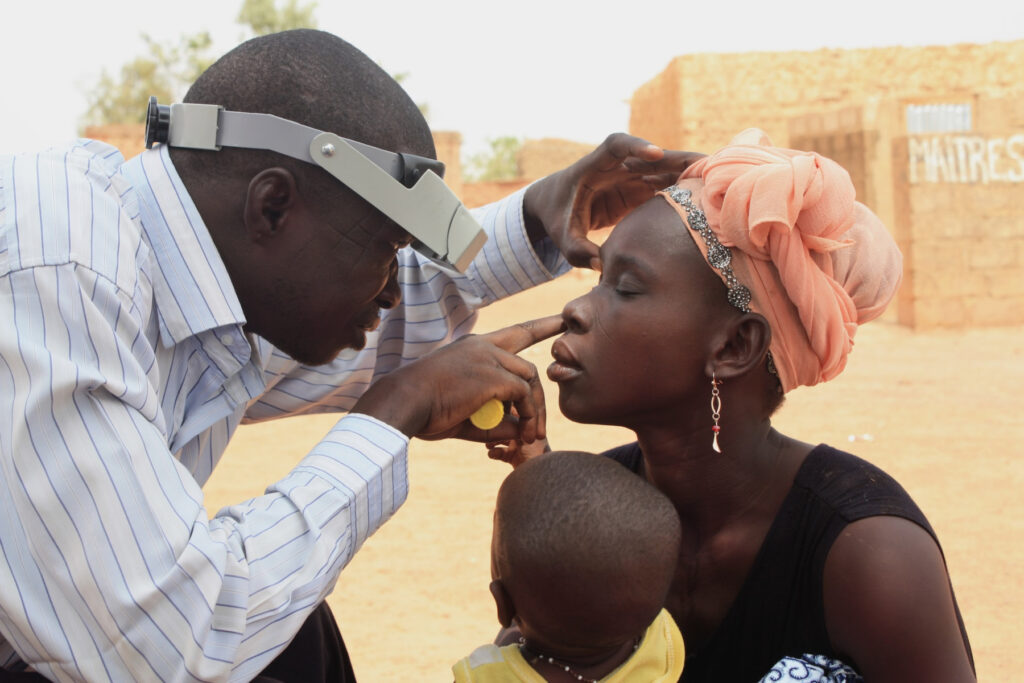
[593,307,615,342]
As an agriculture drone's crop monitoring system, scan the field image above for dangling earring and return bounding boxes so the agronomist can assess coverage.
[710,373,722,453]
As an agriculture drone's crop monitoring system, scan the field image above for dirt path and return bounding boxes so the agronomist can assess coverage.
[206,270,1022,680]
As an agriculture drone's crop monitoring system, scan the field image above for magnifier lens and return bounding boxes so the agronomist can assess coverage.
[144,96,171,149]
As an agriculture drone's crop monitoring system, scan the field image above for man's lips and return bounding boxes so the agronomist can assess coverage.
[547,337,583,382]
[358,313,381,332]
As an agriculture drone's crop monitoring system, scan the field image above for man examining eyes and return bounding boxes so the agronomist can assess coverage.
[0,28,698,682]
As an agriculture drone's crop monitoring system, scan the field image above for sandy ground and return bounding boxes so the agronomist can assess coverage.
[205,270,1023,681]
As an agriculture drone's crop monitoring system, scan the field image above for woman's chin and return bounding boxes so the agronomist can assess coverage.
[557,392,606,426]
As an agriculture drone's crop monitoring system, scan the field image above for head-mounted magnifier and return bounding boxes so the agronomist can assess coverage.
[144,96,486,271]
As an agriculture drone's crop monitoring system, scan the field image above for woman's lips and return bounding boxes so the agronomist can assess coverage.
[547,338,583,382]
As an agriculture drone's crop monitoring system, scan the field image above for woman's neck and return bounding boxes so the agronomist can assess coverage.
[635,420,795,537]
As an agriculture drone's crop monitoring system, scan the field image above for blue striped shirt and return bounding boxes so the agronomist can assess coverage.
[0,140,568,681]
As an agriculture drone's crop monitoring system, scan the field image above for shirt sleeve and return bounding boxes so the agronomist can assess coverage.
[245,186,571,422]
[0,263,408,682]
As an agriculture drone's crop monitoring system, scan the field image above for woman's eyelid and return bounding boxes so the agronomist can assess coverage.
[615,267,647,290]
[598,254,645,292]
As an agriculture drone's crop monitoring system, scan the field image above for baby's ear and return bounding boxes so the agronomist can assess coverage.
[489,579,516,628]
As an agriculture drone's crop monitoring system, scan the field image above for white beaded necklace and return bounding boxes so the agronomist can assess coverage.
[518,636,640,683]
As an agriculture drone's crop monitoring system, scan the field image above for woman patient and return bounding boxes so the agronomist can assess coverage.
[531,129,976,681]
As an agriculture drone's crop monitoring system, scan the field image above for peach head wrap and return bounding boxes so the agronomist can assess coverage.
[660,129,903,392]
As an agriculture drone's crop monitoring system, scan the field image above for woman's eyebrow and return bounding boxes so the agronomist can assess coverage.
[601,251,656,278]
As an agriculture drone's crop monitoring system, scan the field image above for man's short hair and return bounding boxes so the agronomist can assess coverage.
[173,29,433,202]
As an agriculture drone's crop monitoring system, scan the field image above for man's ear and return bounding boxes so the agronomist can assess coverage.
[489,579,516,629]
[705,312,772,380]
[243,167,300,242]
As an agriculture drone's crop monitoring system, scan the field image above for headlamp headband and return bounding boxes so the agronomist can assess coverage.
[144,96,486,271]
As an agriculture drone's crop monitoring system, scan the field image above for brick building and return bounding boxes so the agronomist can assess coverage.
[629,40,1024,328]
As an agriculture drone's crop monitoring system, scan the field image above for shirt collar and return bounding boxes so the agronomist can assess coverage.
[118,145,247,348]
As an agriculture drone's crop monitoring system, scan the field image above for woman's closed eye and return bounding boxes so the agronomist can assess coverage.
[596,268,645,297]
[609,274,645,298]
[598,250,655,298]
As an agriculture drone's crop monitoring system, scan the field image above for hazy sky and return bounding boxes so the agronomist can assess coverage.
[2,0,1021,158]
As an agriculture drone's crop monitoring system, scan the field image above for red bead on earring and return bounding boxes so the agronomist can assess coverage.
[711,373,723,453]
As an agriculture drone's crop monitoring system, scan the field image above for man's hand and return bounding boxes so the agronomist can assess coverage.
[523,133,704,270]
[351,316,564,442]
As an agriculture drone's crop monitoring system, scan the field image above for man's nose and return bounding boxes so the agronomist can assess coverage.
[376,269,401,310]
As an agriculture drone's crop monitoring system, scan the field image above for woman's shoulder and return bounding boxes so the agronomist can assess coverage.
[796,444,930,530]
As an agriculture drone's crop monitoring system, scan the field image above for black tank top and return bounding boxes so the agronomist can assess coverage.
[602,442,974,682]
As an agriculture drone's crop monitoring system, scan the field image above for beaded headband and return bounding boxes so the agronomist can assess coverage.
[664,185,780,379]
[665,185,751,312]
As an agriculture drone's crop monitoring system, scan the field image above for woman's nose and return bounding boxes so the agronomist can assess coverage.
[561,294,590,333]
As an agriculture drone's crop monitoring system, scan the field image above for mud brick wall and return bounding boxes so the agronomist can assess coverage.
[630,43,1024,328]
[893,130,1024,328]
[629,41,1024,153]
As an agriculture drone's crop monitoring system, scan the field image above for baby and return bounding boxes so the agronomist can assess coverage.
[453,451,685,682]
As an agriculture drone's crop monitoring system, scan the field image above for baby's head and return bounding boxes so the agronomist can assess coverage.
[490,451,681,654]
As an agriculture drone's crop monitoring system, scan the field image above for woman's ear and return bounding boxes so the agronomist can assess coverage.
[705,312,772,380]
[489,579,516,629]
[243,167,299,242]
